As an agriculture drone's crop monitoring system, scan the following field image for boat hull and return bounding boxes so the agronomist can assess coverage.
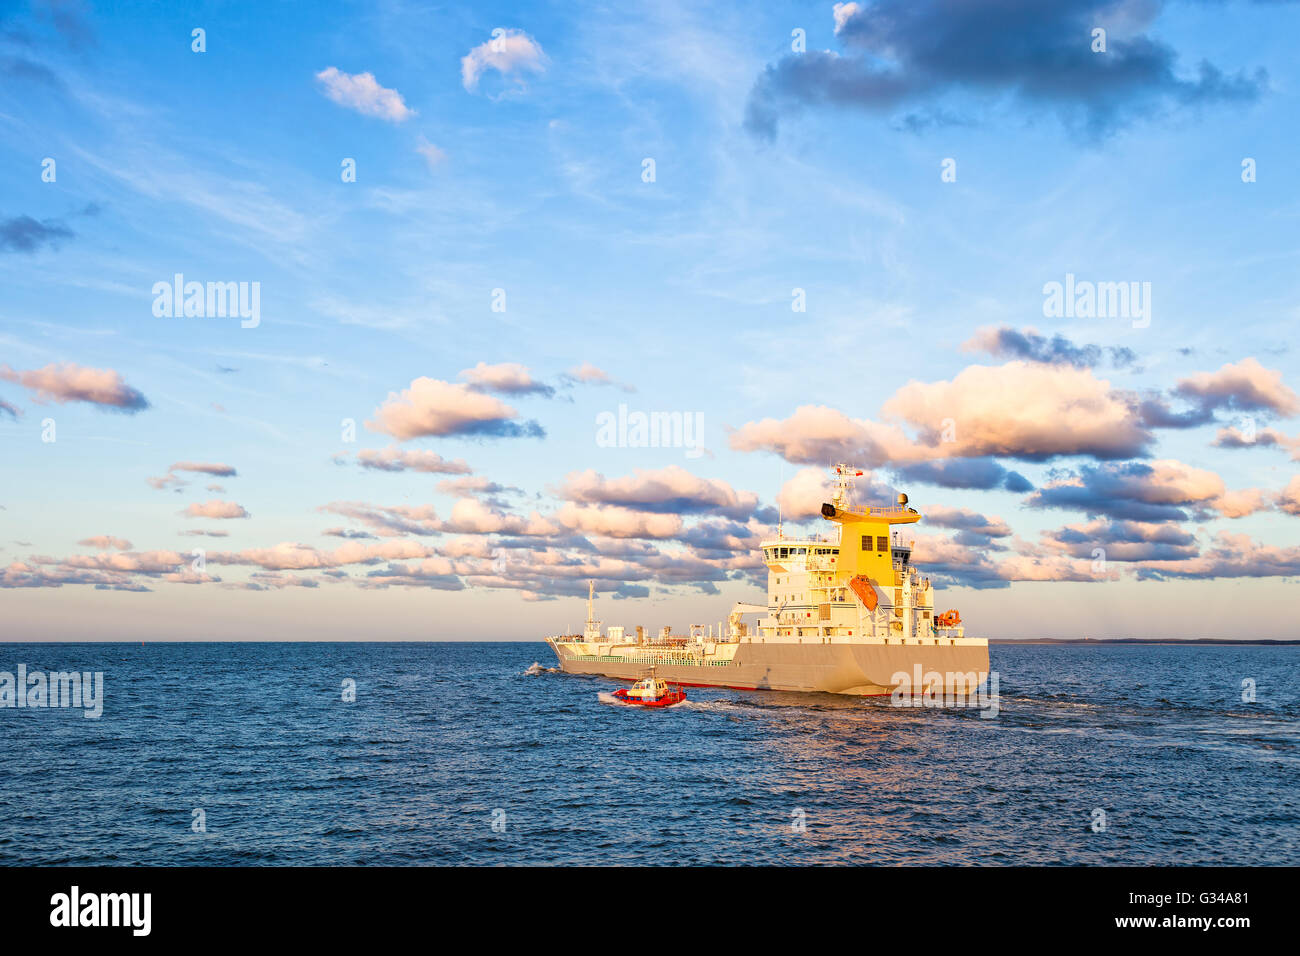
[548,639,989,697]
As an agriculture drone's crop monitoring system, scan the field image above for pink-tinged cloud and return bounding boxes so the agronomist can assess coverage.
[1212,488,1270,519]
[554,502,683,539]
[209,539,435,571]
[436,476,517,497]
[1139,532,1300,580]
[0,362,148,411]
[1175,358,1299,416]
[1038,519,1199,562]
[458,362,554,396]
[443,498,557,536]
[882,362,1150,461]
[170,461,237,477]
[183,500,250,519]
[1028,459,1236,521]
[1278,476,1300,517]
[460,28,547,92]
[728,405,912,466]
[320,501,441,537]
[564,362,633,392]
[78,535,133,551]
[366,377,544,441]
[314,67,415,122]
[353,446,472,474]
[731,363,1150,466]
[922,506,1011,538]
[558,466,765,521]
[1214,425,1300,460]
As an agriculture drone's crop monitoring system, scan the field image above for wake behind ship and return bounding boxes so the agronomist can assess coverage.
[546,465,989,696]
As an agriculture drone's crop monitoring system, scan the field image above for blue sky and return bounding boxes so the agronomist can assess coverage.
[2,0,1299,640]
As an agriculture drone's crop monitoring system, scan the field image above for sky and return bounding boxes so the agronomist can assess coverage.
[1,0,1298,641]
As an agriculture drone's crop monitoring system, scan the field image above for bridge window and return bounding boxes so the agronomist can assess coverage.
[877,536,888,551]
[861,535,872,551]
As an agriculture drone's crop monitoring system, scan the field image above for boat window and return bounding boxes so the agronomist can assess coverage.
[796,547,806,555]
[861,535,872,551]
[877,536,889,551]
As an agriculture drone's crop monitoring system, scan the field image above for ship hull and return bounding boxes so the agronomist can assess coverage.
[547,640,989,697]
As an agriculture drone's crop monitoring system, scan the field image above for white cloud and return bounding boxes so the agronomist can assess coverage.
[461,29,547,93]
[314,67,415,122]
[416,139,447,171]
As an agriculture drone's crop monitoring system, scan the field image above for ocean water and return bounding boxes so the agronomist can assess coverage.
[0,642,1296,866]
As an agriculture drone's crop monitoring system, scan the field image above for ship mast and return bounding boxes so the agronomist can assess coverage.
[831,463,862,513]
[583,579,602,642]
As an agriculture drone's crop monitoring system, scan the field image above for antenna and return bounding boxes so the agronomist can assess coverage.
[777,459,784,539]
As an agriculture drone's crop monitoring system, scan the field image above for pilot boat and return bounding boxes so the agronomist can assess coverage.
[610,672,686,708]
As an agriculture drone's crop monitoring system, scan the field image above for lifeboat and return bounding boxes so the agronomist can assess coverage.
[611,673,686,708]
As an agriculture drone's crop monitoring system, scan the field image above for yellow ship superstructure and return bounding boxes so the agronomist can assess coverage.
[546,465,989,696]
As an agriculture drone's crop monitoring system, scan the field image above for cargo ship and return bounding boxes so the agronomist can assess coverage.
[546,465,989,696]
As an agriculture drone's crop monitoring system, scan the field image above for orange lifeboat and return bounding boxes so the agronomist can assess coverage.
[936,609,962,627]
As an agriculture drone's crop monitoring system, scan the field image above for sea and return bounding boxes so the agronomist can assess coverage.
[0,642,1295,866]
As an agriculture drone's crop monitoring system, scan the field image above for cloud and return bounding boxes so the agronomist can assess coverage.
[436,476,519,499]
[352,447,472,474]
[148,460,237,490]
[416,138,447,171]
[443,498,557,537]
[1025,459,1262,522]
[1279,476,1300,517]
[460,28,547,93]
[558,466,768,521]
[459,361,555,397]
[882,362,1152,461]
[554,502,683,540]
[745,0,1267,141]
[77,536,133,551]
[1174,358,1299,417]
[894,458,1032,492]
[0,362,148,411]
[728,404,913,467]
[1039,518,1199,562]
[183,500,250,519]
[0,214,74,253]
[561,362,635,392]
[731,362,1153,467]
[314,66,415,122]
[922,506,1011,539]
[170,461,237,477]
[962,326,1137,369]
[1137,532,1300,580]
[1213,425,1300,459]
[366,377,544,441]
[0,398,20,420]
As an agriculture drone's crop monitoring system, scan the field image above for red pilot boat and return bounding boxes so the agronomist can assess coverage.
[611,672,686,708]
